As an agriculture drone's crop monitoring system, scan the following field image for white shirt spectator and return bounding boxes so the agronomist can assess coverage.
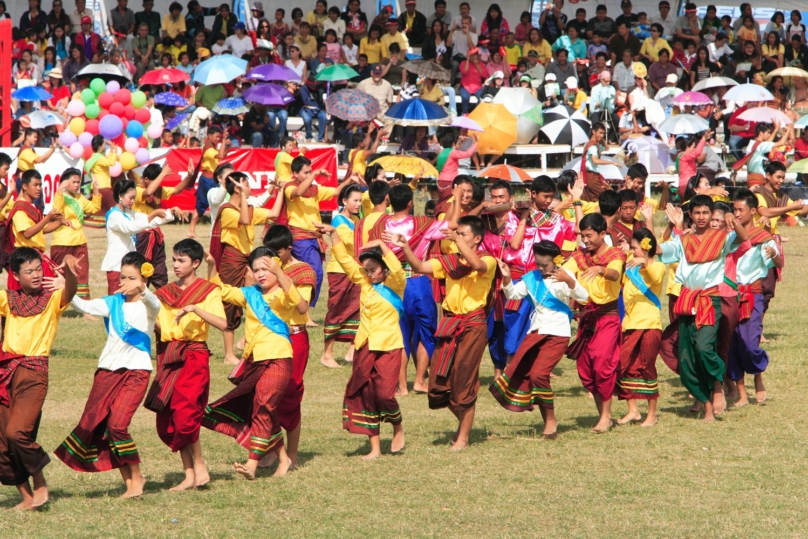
[212,42,228,55]
[225,34,254,58]
[708,41,733,63]
[613,60,636,93]
[449,28,478,57]
[451,14,477,33]
[323,17,346,40]
[342,43,359,66]
[649,12,676,38]
[502,270,589,337]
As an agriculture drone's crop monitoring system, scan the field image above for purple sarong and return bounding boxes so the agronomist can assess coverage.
[727,293,769,379]
[400,275,437,359]
[291,238,323,308]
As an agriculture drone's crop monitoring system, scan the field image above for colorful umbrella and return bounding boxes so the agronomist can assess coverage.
[540,105,590,146]
[247,64,301,82]
[449,116,483,132]
[493,87,542,144]
[477,164,532,182]
[154,91,188,106]
[315,64,359,82]
[399,60,451,82]
[242,83,295,106]
[622,136,670,174]
[25,110,65,128]
[369,155,438,177]
[673,91,712,105]
[213,97,250,115]
[765,66,808,86]
[468,103,517,154]
[166,113,188,131]
[563,157,626,181]
[193,55,248,85]
[325,88,380,121]
[722,83,774,103]
[12,86,53,102]
[658,113,710,135]
[738,106,793,125]
[691,76,738,92]
[76,63,131,82]
[139,68,190,86]
[381,98,448,126]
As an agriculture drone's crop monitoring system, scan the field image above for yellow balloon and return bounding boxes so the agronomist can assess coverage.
[119,152,137,171]
[69,117,86,136]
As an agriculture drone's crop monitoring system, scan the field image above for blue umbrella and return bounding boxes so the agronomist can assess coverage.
[154,91,189,106]
[166,113,188,131]
[381,97,448,126]
[242,83,295,107]
[213,97,250,115]
[193,55,248,85]
[12,86,53,102]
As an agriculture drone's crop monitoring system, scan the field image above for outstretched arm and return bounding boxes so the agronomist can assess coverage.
[445,228,488,272]
[383,232,433,274]
[142,164,174,197]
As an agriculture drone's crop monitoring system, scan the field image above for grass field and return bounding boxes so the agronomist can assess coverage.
[2,222,808,538]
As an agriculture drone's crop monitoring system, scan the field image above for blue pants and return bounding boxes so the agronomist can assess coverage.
[504,295,532,356]
[195,174,216,218]
[459,87,483,114]
[291,238,323,308]
[487,309,507,370]
[301,108,327,141]
[267,108,289,147]
[399,275,437,359]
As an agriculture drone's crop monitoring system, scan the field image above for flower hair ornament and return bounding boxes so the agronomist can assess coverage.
[640,238,652,252]
[140,262,155,278]
[553,255,565,266]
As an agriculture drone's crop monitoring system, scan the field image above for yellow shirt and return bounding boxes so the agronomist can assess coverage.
[91,153,118,189]
[562,251,625,305]
[133,186,175,215]
[326,217,358,274]
[157,284,227,342]
[359,37,386,63]
[162,13,186,38]
[635,196,659,221]
[436,209,459,254]
[17,148,37,172]
[405,12,415,30]
[332,241,405,351]
[201,147,218,175]
[639,38,672,62]
[755,192,797,236]
[283,184,335,231]
[621,260,665,330]
[358,211,384,245]
[0,289,67,356]
[381,32,409,56]
[419,83,444,105]
[12,207,45,250]
[348,149,368,180]
[561,199,599,252]
[51,192,102,246]
[430,254,497,314]
[220,205,271,255]
[505,44,522,65]
[295,36,318,59]
[523,40,552,63]
[275,151,294,183]
[216,278,302,361]
[282,262,314,326]
[0,199,14,221]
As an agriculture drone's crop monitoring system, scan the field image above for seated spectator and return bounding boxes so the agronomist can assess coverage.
[161,1,185,39]
[399,0,427,47]
[459,47,485,114]
[225,22,253,59]
[587,4,617,40]
[639,23,672,63]
[648,48,677,92]
[785,34,808,67]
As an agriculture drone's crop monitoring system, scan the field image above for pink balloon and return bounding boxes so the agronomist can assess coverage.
[67,100,85,117]
[109,162,123,177]
[124,137,140,153]
[135,148,150,165]
[68,142,84,159]
[146,123,163,140]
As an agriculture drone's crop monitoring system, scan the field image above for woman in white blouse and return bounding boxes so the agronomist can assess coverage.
[101,179,176,295]
[284,44,307,82]
[55,251,161,499]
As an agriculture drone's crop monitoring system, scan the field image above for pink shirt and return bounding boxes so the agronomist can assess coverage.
[460,60,485,93]
[383,216,447,260]
[437,141,477,186]
[486,61,511,86]
[678,137,706,192]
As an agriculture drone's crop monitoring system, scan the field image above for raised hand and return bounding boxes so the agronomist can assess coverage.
[496,258,511,280]
[381,231,407,247]
[665,205,684,229]
[640,202,655,223]
[115,278,145,297]
[174,304,197,324]
[723,211,736,230]
[43,273,66,291]
[569,176,585,201]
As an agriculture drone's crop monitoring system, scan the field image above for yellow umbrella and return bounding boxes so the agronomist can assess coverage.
[468,103,518,155]
[369,155,439,178]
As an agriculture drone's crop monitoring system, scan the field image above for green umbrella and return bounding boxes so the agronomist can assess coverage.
[522,104,544,126]
[315,64,359,82]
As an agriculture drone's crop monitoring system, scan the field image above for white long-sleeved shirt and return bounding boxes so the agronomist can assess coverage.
[206,187,273,228]
[71,289,161,371]
[503,269,589,338]
[101,208,173,271]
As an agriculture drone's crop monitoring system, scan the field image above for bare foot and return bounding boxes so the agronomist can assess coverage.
[587,392,594,399]
[361,451,381,460]
[755,375,767,403]
[713,391,727,415]
[395,388,409,397]
[233,462,256,480]
[449,439,469,451]
[13,500,34,510]
[549,372,558,379]
[31,478,48,508]
[193,463,210,488]
[235,337,245,352]
[617,411,642,425]
[223,355,240,366]
[688,400,704,413]
[257,452,278,468]
[121,477,146,499]
[82,313,98,321]
[760,334,769,343]
[541,432,557,440]
[306,319,319,328]
[592,419,613,433]
[168,476,196,492]
[273,455,293,477]
[391,428,405,453]
[320,355,341,368]
[412,381,428,394]
[756,389,767,403]
[343,349,354,363]
[186,231,197,238]
[641,416,657,427]
[733,397,749,407]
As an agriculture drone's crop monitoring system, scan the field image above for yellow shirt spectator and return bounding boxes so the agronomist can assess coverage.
[505,44,523,65]
[51,192,102,246]
[359,37,386,63]
[639,38,672,62]
[429,255,497,314]
[523,40,552,64]
[381,31,409,56]
[162,13,186,38]
[295,35,318,59]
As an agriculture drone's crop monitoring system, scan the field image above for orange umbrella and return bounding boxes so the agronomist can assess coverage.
[468,103,517,155]
[477,164,532,182]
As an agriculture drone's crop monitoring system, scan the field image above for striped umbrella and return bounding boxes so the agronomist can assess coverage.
[325,88,380,121]
[540,105,590,146]
[477,164,532,182]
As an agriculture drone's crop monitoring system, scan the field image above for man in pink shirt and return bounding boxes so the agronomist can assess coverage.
[459,48,485,114]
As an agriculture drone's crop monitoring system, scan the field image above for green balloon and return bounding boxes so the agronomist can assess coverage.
[81,89,97,105]
[85,103,101,119]
[130,90,147,109]
[90,77,106,96]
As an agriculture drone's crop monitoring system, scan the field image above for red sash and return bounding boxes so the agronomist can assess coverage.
[674,286,719,328]
[283,261,317,288]
[731,140,761,172]
[609,219,644,244]
[154,278,219,309]
[570,245,627,270]
[680,229,728,264]
[209,202,241,272]
[738,281,763,321]
[433,309,487,377]
[3,200,41,254]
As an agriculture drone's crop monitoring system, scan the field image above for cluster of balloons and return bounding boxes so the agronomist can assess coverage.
[59,78,164,175]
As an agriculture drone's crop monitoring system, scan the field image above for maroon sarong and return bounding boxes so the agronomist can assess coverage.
[219,244,250,330]
[428,323,488,412]
[616,329,661,400]
[717,296,739,365]
[50,244,90,298]
[323,273,360,342]
[342,344,402,436]
[278,329,310,432]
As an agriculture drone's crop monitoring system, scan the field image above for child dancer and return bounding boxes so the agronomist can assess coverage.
[55,252,159,498]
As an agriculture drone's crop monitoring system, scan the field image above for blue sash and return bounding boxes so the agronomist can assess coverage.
[241,286,291,343]
[372,282,404,318]
[331,214,355,231]
[101,294,152,354]
[521,270,573,321]
[105,206,137,245]
[618,265,661,319]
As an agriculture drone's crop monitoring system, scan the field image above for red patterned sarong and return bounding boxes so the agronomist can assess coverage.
[324,273,360,341]
[342,345,402,435]
[50,244,90,298]
[616,329,661,400]
[278,328,309,432]
[219,245,250,330]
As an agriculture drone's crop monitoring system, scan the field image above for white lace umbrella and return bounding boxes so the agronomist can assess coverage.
[622,136,670,174]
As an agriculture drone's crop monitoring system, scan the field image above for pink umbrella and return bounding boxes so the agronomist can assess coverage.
[738,107,793,125]
[450,116,484,132]
[673,91,712,105]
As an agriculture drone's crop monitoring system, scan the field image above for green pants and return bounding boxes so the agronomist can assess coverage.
[678,297,725,404]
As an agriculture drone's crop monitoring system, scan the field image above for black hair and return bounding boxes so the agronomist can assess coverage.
[439,131,458,148]
[684,172,709,202]
[658,48,670,58]
[328,5,340,15]
[21,169,41,186]
[388,184,413,212]
[173,238,205,262]
[0,153,11,168]
[248,245,279,268]
[733,187,759,209]
[121,251,148,273]
[368,180,391,205]
[755,122,774,137]
[113,179,137,202]
[225,172,248,196]
[169,1,182,11]
[618,189,639,205]
[765,160,786,175]
[556,169,578,194]
[533,239,561,259]
[689,194,715,212]
[457,215,485,240]
[713,201,732,215]
[264,224,294,251]
[340,184,363,205]
[489,179,513,196]
[389,42,400,54]
[91,134,105,153]
[596,51,608,60]
[365,163,384,184]
[530,175,556,194]
[358,246,388,270]
[291,155,311,174]
[626,163,648,181]
[592,122,607,132]
[214,162,234,184]
[10,247,42,275]
[452,174,474,188]
[471,182,485,205]
[651,22,663,34]
[280,136,296,149]
[715,32,727,41]
[597,189,621,217]
[351,132,366,147]
[579,212,607,233]
[434,0,446,7]
[632,227,657,254]
[207,124,223,135]
[596,4,607,11]
[142,163,162,181]
[60,167,81,182]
